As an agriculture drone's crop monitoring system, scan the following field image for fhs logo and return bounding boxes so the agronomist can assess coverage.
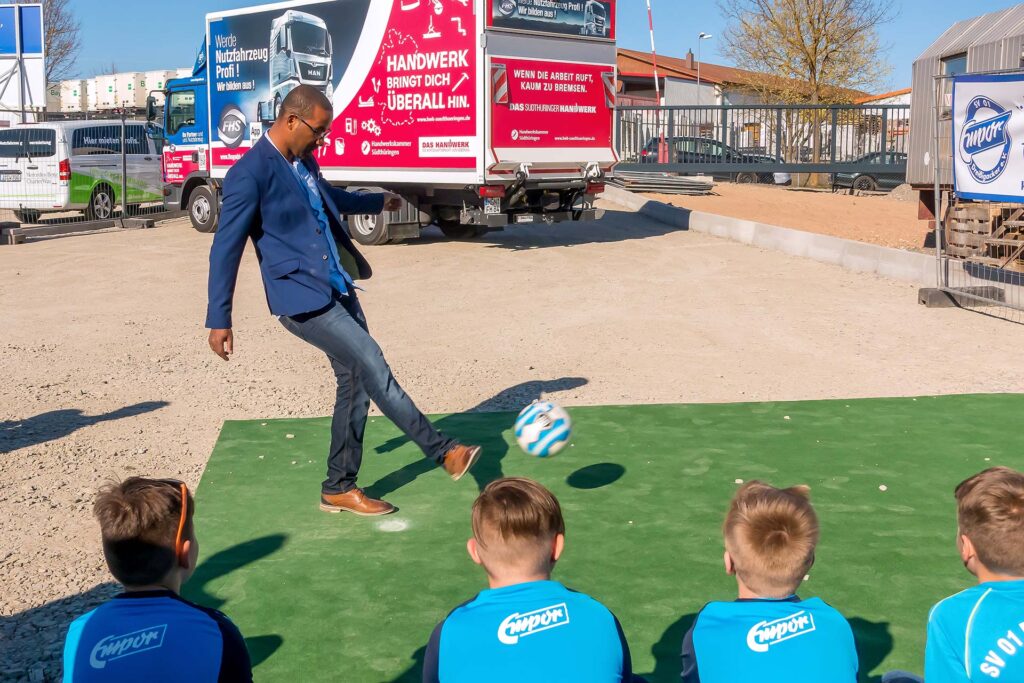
[746,611,816,653]
[959,96,1013,184]
[217,104,247,149]
[497,0,517,17]
[89,625,167,669]
[497,603,570,645]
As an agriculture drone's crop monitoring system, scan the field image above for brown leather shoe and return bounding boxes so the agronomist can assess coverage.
[320,488,395,516]
[443,444,482,481]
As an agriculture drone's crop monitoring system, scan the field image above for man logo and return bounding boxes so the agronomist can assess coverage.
[497,604,570,645]
[498,0,517,17]
[959,96,1013,185]
[218,105,247,149]
[746,611,816,653]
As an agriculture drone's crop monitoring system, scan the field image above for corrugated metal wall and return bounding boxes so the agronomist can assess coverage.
[908,5,1024,187]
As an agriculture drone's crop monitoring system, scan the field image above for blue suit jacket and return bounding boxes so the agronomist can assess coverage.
[205,135,384,329]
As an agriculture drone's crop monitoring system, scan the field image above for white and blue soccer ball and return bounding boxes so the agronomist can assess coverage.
[514,401,572,457]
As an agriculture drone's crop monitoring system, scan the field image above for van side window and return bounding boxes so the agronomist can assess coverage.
[167,90,196,136]
[125,125,149,155]
[71,126,121,155]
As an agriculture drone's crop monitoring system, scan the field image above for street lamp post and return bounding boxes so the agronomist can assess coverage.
[697,32,712,106]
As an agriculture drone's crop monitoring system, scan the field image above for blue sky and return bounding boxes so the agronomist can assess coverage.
[70,0,1016,90]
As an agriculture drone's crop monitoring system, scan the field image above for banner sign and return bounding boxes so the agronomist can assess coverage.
[487,0,615,40]
[207,0,478,171]
[490,57,614,149]
[952,73,1024,202]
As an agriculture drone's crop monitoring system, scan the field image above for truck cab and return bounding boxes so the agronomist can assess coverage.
[583,1,608,38]
[158,76,216,232]
[259,10,333,122]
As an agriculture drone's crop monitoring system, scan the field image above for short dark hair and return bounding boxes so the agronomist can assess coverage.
[93,477,194,586]
[471,477,565,573]
[956,467,1024,575]
[280,85,332,119]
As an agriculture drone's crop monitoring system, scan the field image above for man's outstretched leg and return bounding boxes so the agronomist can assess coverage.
[280,296,481,514]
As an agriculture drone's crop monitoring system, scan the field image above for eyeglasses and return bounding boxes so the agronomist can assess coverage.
[295,116,329,142]
[149,478,189,564]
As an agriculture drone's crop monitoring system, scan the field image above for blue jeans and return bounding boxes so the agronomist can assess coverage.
[280,293,456,494]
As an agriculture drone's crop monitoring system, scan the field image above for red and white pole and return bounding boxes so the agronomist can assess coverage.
[645,0,667,162]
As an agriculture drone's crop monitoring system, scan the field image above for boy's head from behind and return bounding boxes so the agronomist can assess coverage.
[955,466,1024,578]
[468,477,565,584]
[723,481,818,598]
[93,477,197,589]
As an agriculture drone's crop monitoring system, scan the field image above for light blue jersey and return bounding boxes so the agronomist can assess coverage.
[926,580,1024,682]
[681,596,858,682]
[423,580,633,683]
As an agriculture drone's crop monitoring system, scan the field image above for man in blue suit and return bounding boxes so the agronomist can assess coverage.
[206,86,481,516]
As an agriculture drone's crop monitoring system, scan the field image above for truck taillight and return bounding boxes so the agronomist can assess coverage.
[586,182,605,195]
[59,158,70,182]
[477,185,505,198]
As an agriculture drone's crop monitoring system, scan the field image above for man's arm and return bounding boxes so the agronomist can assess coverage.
[323,184,402,215]
[206,170,260,356]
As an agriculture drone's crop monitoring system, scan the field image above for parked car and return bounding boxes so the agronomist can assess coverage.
[0,120,164,223]
[640,135,787,184]
[831,151,907,192]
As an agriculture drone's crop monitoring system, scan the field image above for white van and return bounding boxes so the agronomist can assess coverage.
[0,120,163,223]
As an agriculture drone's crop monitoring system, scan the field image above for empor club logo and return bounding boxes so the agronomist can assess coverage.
[217,104,246,149]
[959,96,1013,184]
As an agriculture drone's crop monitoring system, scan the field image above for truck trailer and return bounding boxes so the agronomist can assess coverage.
[153,0,618,244]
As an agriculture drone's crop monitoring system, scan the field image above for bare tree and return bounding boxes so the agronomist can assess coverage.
[14,0,81,83]
[719,0,893,183]
[719,0,892,104]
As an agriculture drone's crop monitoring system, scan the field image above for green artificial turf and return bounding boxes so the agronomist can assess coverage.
[185,394,1024,682]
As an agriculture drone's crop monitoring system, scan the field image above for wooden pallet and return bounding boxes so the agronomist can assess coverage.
[947,203,1024,265]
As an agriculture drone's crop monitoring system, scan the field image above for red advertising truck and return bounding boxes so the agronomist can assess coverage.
[155,0,617,243]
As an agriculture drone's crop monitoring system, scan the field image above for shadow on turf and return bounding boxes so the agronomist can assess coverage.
[185,534,288,610]
[567,462,626,490]
[365,377,588,498]
[638,613,895,682]
[0,401,169,453]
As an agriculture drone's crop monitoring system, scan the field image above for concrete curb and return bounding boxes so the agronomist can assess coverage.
[603,184,939,286]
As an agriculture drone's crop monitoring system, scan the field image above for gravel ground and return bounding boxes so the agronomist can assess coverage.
[2,201,1023,681]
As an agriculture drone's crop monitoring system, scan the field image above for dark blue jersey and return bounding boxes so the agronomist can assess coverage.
[423,580,633,683]
[62,590,252,682]
[681,596,858,682]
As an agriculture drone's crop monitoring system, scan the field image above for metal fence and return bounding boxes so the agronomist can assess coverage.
[615,104,910,175]
[930,72,1024,323]
[0,111,173,244]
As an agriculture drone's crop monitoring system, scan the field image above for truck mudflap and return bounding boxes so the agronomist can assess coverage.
[461,207,604,229]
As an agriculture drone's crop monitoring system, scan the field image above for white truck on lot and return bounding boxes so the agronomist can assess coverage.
[154,0,618,243]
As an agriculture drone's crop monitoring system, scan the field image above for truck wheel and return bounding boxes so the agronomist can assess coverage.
[14,210,40,224]
[348,212,390,245]
[188,185,219,233]
[736,172,757,184]
[85,185,115,221]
